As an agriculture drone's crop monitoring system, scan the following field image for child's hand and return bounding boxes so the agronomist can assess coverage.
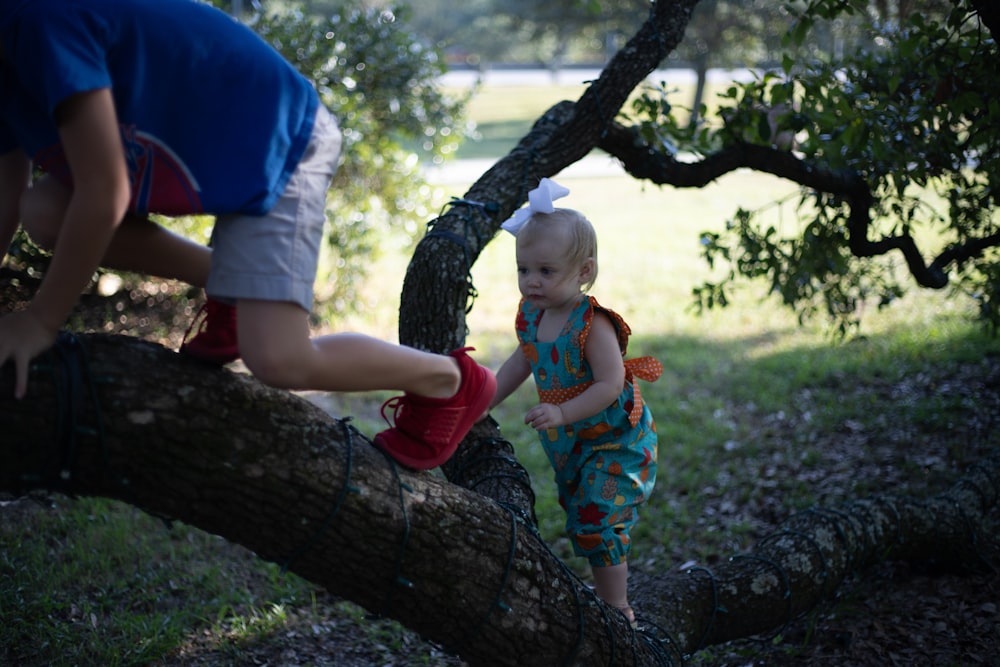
[524,403,564,430]
[0,311,59,399]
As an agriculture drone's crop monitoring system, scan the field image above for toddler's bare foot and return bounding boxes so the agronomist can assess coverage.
[616,604,636,627]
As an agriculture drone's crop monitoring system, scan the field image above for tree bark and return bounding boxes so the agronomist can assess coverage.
[2,333,998,666]
[1,334,662,665]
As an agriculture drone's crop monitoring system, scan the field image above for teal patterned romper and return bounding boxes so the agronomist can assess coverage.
[516,295,662,566]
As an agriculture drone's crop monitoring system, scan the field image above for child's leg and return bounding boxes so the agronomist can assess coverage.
[592,561,635,624]
[21,174,210,286]
[237,299,496,470]
[236,299,461,396]
[95,215,211,286]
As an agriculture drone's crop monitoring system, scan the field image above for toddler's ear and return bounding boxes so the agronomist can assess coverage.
[579,257,596,283]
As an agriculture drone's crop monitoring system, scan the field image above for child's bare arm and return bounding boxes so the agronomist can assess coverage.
[27,88,130,332]
[487,347,532,413]
[0,88,130,398]
[526,312,624,429]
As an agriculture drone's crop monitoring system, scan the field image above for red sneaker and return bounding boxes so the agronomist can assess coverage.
[180,298,240,365]
[374,347,496,470]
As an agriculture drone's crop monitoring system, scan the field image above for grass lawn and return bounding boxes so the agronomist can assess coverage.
[2,74,998,666]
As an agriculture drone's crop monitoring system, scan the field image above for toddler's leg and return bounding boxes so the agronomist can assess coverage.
[592,561,635,625]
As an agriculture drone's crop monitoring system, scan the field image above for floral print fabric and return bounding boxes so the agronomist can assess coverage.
[516,295,661,566]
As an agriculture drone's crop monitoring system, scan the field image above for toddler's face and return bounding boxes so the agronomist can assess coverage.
[515,230,585,312]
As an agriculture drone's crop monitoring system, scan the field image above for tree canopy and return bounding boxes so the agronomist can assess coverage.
[373,0,998,337]
[610,0,999,334]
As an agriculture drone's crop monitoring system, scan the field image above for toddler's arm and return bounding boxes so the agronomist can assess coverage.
[482,347,532,419]
[527,311,624,429]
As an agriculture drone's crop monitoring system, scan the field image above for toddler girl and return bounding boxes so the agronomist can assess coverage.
[488,178,662,624]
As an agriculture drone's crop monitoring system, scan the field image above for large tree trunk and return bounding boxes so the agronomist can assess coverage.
[2,334,998,666]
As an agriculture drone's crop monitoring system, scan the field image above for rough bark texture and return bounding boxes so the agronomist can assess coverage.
[631,479,1000,651]
[2,334,998,666]
[0,335,661,665]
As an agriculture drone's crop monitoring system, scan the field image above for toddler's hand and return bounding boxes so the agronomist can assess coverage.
[524,403,563,430]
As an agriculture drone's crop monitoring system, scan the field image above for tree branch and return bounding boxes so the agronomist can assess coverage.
[395,0,703,356]
[596,121,1000,289]
[0,333,662,666]
[3,333,997,664]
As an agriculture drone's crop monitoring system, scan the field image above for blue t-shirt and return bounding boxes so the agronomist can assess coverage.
[0,0,319,216]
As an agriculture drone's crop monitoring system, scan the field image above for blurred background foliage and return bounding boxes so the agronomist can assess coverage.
[5,0,997,334]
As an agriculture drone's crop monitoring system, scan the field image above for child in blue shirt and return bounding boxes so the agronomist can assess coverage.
[0,0,494,470]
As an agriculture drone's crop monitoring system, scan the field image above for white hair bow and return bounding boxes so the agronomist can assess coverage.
[500,177,570,236]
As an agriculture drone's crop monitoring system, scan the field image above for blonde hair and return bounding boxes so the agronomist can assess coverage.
[517,208,599,292]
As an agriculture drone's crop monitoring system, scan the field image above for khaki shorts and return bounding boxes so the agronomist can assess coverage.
[206,105,341,311]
